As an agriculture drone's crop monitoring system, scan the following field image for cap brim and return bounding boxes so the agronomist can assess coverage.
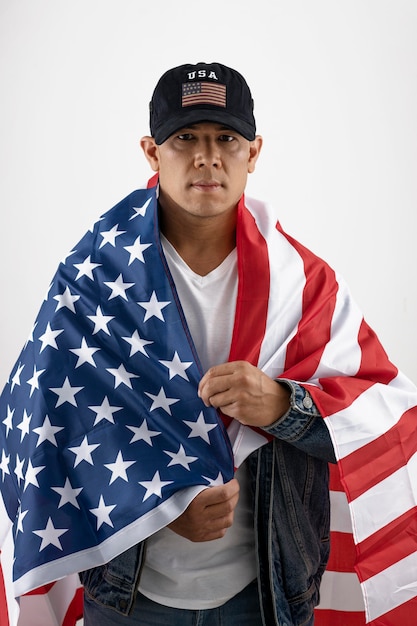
[153,109,256,144]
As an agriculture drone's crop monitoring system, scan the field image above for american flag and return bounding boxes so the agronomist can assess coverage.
[0,176,265,624]
[1,176,417,625]
[182,81,226,107]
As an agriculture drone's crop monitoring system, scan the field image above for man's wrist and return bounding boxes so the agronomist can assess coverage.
[261,379,321,439]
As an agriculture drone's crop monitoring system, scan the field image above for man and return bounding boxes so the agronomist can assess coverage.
[81,62,336,626]
[1,62,417,626]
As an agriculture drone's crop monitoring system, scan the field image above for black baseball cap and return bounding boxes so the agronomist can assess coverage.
[149,62,256,144]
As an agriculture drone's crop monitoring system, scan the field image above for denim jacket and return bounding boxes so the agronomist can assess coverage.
[81,381,335,626]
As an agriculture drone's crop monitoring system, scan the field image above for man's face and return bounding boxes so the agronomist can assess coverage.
[141,122,262,221]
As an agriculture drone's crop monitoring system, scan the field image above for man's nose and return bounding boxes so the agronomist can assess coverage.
[194,139,221,168]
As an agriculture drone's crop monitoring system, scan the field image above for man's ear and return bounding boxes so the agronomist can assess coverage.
[140,136,160,171]
[248,135,263,174]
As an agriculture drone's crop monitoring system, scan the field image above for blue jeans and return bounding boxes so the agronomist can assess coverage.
[83,578,263,625]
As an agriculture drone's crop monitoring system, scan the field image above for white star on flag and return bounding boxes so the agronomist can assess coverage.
[145,387,179,415]
[53,286,80,313]
[104,451,136,484]
[104,273,135,301]
[16,509,28,534]
[99,223,126,249]
[106,364,139,389]
[24,460,45,491]
[26,365,46,397]
[137,291,170,322]
[90,495,116,529]
[25,321,38,347]
[0,450,10,480]
[87,305,115,335]
[33,517,69,551]
[17,409,32,442]
[74,255,102,280]
[122,330,153,357]
[88,396,123,426]
[124,235,152,265]
[159,351,193,380]
[49,377,84,408]
[164,444,198,470]
[33,415,64,447]
[129,197,152,220]
[183,411,218,444]
[202,471,225,487]
[126,419,161,446]
[38,323,64,353]
[14,454,25,485]
[139,471,173,501]
[10,362,25,392]
[3,405,14,437]
[70,337,100,368]
[68,435,100,467]
[51,478,83,509]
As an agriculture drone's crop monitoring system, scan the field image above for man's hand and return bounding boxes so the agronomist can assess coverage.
[198,360,290,428]
[168,478,240,542]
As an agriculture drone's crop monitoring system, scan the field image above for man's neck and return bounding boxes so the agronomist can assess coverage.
[158,206,237,276]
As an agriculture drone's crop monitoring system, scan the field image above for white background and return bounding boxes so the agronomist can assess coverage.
[1,0,416,390]
[0,2,416,622]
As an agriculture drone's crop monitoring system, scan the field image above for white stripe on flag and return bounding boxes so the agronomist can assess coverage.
[351,450,417,543]
[18,575,82,626]
[0,496,19,626]
[227,420,269,469]
[317,570,364,612]
[363,550,417,622]
[13,483,206,597]
[330,490,353,533]
[310,275,363,380]
[326,380,417,459]
[258,226,304,377]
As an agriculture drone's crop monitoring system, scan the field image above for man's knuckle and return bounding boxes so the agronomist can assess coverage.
[224,501,235,515]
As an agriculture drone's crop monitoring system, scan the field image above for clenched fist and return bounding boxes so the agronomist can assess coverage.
[168,478,240,542]
[198,360,290,427]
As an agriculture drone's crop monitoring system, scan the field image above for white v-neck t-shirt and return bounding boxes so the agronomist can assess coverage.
[161,236,237,371]
[138,236,257,609]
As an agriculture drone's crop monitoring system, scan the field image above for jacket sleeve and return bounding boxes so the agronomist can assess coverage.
[261,379,336,463]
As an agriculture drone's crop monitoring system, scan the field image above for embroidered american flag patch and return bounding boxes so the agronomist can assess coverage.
[182,82,226,107]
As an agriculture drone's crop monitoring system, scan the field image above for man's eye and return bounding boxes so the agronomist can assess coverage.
[218,134,235,142]
[177,133,193,141]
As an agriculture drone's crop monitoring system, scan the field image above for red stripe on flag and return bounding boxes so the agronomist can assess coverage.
[329,462,344,491]
[340,406,417,501]
[147,173,159,189]
[328,531,357,572]
[310,319,399,417]
[24,582,55,595]
[314,608,366,625]
[229,197,270,366]
[222,198,272,438]
[356,320,398,384]
[62,585,84,626]
[0,562,10,626]
[356,506,417,581]
[276,225,338,380]
[310,376,375,420]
